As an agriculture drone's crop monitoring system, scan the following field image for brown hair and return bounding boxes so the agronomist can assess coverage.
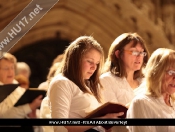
[15,74,29,88]
[57,36,104,102]
[103,32,149,79]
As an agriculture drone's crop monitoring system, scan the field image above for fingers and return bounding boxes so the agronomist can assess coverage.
[117,112,124,116]
[37,95,43,100]
[104,112,125,119]
[29,95,43,110]
[34,95,43,100]
[111,112,124,118]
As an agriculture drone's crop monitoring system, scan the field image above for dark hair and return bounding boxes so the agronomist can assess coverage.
[103,32,150,79]
[58,36,104,102]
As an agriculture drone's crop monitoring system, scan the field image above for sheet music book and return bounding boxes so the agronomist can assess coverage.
[0,84,19,103]
[85,102,128,130]
[14,88,46,107]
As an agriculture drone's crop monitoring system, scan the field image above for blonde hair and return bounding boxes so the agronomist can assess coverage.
[47,62,61,82]
[16,62,31,77]
[0,53,17,64]
[0,53,17,68]
[47,54,64,83]
[145,48,175,100]
[51,54,64,65]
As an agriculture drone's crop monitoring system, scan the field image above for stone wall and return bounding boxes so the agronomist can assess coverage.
[0,0,174,55]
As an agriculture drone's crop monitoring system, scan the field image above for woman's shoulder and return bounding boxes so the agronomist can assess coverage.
[50,74,76,87]
[132,93,153,104]
[48,74,79,95]
[51,74,69,82]
[100,72,121,80]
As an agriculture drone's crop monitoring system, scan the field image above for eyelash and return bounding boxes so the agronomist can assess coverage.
[87,60,93,64]
[87,60,98,65]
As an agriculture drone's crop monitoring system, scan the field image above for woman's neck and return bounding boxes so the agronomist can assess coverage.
[126,71,139,89]
[163,93,171,107]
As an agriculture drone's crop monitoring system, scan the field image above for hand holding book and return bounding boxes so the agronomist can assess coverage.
[85,102,128,130]
[29,94,43,110]
[101,111,124,119]
[0,84,19,103]
[14,88,46,107]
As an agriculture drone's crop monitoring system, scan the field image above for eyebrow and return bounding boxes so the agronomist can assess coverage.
[129,47,144,51]
[86,57,100,63]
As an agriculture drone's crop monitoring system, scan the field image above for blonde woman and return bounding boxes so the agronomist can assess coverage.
[127,48,175,132]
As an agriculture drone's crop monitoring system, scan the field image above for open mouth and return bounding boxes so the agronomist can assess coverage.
[169,84,175,88]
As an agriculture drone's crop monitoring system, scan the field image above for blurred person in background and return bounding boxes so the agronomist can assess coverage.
[38,54,63,91]
[0,53,42,132]
[16,62,31,80]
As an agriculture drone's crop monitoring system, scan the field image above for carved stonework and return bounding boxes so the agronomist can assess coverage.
[0,0,175,86]
[162,4,175,44]
[132,0,175,45]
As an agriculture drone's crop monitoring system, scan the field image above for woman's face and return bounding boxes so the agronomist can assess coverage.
[81,48,101,79]
[0,59,15,84]
[121,41,145,73]
[161,68,175,95]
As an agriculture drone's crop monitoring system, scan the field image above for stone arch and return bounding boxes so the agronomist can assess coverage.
[13,38,70,87]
